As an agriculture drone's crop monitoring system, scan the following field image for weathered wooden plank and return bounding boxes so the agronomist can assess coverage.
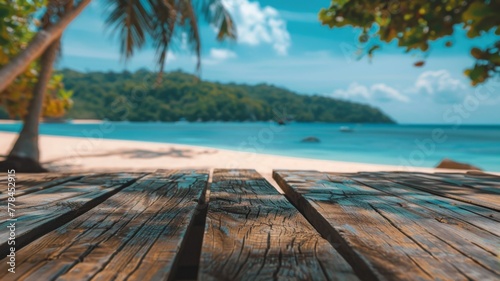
[0,173,85,201]
[351,174,500,237]
[95,171,208,281]
[0,170,208,281]
[431,173,500,188]
[348,174,500,277]
[461,171,500,183]
[274,170,500,281]
[397,172,500,196]
[359,172,500,223]
[0,173,142,257]
[199,169,358,281]
[375,172,500,212]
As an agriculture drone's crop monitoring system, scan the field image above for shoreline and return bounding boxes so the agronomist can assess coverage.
[0,119,103,124]
[0,120,20,124]
[1,132,482,179]
[2,120,500,126]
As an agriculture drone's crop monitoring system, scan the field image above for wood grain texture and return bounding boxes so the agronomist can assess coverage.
[199,169,358,281]
[273,170,500,281]
[0,173,84,201]
[355,172,500,235]
[0,173,142,257]
[406,171,500,190]
[374,172,500,212]
[352,173,500,237]
[349,174,500,277]
[0,170,209,281]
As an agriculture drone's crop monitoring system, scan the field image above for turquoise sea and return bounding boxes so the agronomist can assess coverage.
[1,122,499,171]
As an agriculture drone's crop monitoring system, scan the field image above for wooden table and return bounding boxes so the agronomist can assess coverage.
[0,169,498,281]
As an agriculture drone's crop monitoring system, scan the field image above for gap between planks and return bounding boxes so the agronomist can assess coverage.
[199,169,359,281]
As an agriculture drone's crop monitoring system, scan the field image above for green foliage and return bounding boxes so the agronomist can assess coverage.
[0,106,8,119]
[104,0,236,74]
[0,0,72,119]
[60,69,394,123]
[319,0,500,85]
[0,0,44,48]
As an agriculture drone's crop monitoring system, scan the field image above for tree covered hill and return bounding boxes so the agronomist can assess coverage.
[60,69,395,123]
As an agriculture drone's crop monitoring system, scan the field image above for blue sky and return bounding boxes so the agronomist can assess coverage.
[58,0,500,124]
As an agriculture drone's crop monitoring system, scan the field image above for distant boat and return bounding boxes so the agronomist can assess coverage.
[339,126,353,133]
[175,117,189,124]
[276,116,294,126]
[277,119,286,125]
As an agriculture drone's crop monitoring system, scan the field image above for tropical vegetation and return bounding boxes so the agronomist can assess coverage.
[61,69,394,123]
[320,0,500,85]
[0,1,72,119]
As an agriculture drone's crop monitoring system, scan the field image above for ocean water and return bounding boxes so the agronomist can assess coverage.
[1,122,499,171]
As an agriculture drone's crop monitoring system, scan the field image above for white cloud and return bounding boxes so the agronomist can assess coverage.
[332,83,409,103]
[161,51,177,63]
[180,32,189,51]
[89,0,101,9]
[209,48,237,60]
[333,83,370,101]
[371,84,410,102]
[203,48,237,65]
[331,70,471,105]
[411,70,467,104]
[221,0,291,55]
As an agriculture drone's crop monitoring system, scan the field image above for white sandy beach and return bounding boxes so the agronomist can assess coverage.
[0,120,21,124]
[1,131,470,185]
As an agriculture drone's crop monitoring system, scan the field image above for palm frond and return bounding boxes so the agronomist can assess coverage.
[149,0,177,82]
[105,0,152,59]
[198,0,237,41]
[101,0,237,80]
[178,0,201,73]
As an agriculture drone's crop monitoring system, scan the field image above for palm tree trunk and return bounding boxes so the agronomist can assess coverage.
[0,0,91,93]
[7,40,60,171]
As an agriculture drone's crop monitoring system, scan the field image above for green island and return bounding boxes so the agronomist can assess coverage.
[60,69,395,123]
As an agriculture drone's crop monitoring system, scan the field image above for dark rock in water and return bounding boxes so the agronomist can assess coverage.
[301,137,320,143]
[436,158,481,171]
[42,117,67,123]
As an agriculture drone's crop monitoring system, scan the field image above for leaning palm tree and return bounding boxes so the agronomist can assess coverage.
[0,0,236,172]
[6,0,68,172]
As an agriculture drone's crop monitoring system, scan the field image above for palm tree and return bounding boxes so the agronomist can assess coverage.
[0,0,236,172]
[0,0,91,93]
[6,0,67,172]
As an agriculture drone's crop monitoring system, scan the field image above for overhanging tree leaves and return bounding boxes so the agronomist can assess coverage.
[0,0,72,119]
[0,0,91,94]
[319,0,500,85]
